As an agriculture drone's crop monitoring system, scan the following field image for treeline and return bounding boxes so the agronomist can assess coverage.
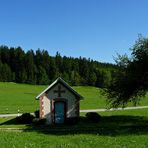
[0,45,119,87]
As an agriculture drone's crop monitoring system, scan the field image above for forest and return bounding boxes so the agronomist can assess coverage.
[0,45,119,87]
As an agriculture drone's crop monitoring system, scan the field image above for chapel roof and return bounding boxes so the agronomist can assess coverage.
[36,77,83,99]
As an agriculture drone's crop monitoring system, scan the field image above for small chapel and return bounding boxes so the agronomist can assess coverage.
[36,77,83,124]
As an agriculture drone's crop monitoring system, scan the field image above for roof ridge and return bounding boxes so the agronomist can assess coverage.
[36,77,83,99]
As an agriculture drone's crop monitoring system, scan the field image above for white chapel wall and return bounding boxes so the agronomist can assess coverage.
[46,83,78,118]
[42,95,52,124]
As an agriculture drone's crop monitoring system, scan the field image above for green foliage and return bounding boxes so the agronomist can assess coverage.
[88,72,97,86]
[36,66,49,85]
[0,63,12,82]
[86,112,101,122]
[70,71,81,86]
[16,113,34,124]
[0,45,118,87]
[66,117,79,125]
[34,110,39,118]
[33,118,47,125]
[106,36,148,107]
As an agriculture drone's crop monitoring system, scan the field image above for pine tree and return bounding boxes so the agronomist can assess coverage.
[37,66,49,85]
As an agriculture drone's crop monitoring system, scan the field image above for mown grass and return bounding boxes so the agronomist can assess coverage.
[0,82,148,114]
[0,109,148,148]
[0,82,45,114]
[0,131,147,148]
[74,86,107,109]
[0,82,148,147]
[0,109,148,128]
[0,83,107,114]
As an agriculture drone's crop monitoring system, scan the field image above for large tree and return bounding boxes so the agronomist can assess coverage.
[106,36,148,107]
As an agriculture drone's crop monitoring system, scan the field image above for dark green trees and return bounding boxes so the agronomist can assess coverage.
[25,50,36,84]
[0,62,12,81]
[0,45,118,86]
[106,36,148,107]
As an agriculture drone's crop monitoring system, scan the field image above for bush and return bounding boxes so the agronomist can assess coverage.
[66,117,79,125]
[33,118,47,125]
[34,110,39,118]
[16,113,34,124]
[86,112,101,123]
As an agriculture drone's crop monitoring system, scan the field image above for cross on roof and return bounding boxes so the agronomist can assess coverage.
[54,85,65,97]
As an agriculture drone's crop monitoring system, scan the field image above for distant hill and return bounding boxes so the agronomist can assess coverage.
[0,45,119,87]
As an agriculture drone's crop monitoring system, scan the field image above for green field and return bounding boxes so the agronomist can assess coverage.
[0,109,148,147]
[0,82,107,114]
[0,82,148,114]
[0,82,148,147]
[0,131,147,148]
[0,108,148,128]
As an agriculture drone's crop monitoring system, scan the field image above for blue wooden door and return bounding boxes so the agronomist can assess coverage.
[54,102,65,124]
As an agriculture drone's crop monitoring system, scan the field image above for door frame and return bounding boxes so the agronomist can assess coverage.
[53,100,67,124]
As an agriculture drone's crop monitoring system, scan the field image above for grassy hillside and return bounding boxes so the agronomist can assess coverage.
[0,82,107,114]
[0,82,44,114]
[0,82,147,114]
[73,86,107,109]
[0,82,148,147]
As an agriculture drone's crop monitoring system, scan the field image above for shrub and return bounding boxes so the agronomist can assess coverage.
[33,118,47,125]
[16,113,34,124]
[66,117,79,125]
[86,112,101,123]
[34,110,39,118]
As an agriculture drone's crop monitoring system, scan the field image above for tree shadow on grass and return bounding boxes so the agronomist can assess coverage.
[0,117,19,125]
[1,115,148,136]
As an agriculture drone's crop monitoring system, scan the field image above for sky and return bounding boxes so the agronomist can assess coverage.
[0,0,148,63]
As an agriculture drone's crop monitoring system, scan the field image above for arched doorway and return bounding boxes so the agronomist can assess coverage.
[54,101,66,124]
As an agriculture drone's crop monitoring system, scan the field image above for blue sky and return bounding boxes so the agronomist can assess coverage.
[0,0,148,63]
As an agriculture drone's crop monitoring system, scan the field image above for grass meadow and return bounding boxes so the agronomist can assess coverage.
[0,131,147,148]
[0,109,148,147]
[0,82,148,147]
[0,82,106,114]
[0,82,148,114]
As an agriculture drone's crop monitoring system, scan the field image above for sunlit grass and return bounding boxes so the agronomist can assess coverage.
[0,82,147,114]
[0,131,147,148]
[0,108,148,148]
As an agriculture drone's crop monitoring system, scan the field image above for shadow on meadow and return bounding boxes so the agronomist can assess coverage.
[0,118,18,125]
[1,115,148,136]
